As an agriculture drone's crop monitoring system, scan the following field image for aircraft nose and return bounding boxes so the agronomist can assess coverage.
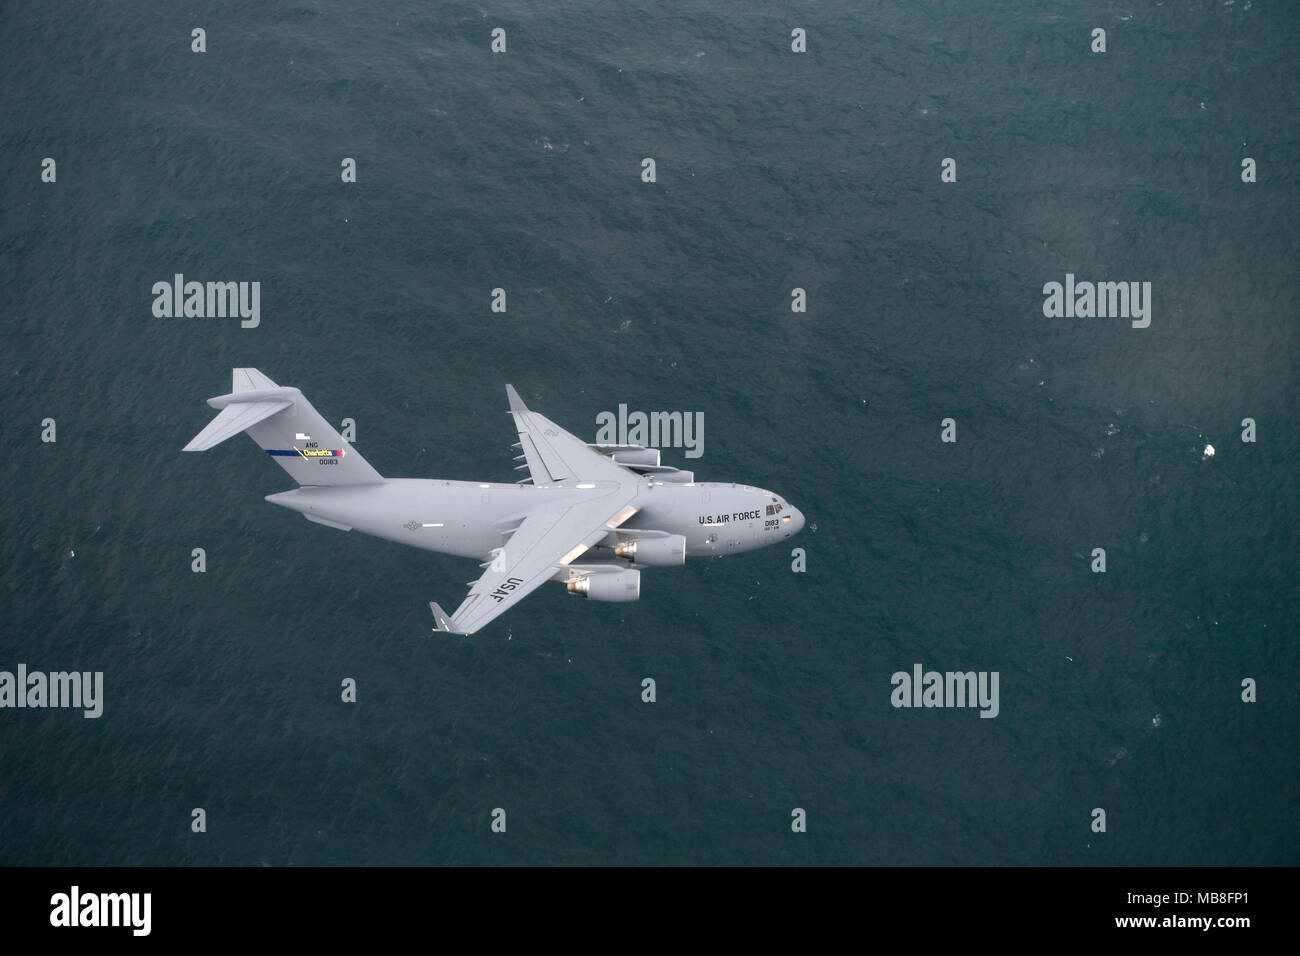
[788,505,805,534]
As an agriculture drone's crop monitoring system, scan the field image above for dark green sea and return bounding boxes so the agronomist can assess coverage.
[1,1,1296,865]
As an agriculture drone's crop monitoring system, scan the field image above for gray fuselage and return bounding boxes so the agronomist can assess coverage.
[266,478,805,562]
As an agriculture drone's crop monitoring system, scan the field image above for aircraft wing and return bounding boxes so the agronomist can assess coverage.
[432,487,638,635]
[506,385,630,484]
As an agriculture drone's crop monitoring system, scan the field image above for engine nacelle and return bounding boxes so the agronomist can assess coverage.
[589,444,661,467]
[614,534,686,566]
[628,465,694,483]
[567,569,641,602]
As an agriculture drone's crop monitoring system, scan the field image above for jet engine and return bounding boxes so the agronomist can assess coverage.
[614,534,686,566]
[567,569,641,601]
[588,444,661,467]
[627,464,695,483]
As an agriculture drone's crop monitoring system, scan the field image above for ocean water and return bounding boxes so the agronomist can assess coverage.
[1,0,1296,865]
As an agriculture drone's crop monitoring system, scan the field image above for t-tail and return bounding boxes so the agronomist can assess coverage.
[182,368,383,485]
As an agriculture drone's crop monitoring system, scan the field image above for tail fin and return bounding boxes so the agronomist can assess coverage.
[183,368,383,486]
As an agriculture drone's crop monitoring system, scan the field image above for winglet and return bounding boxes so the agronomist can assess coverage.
[429,601,455,633]
[505,384,528,415]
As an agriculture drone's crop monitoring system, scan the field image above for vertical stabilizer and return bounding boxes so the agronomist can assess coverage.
[183,368,384,486]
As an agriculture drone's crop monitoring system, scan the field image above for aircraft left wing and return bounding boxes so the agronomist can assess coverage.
[432,486,638,635]
[506,385,630,485]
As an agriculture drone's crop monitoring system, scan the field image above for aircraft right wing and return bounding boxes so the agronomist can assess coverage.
[431,484,638,635]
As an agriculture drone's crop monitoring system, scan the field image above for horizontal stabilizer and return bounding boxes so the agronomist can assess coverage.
[183,400,291,451]
[232,367,279,392]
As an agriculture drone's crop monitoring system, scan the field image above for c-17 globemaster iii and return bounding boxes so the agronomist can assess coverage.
[184,369,805,634]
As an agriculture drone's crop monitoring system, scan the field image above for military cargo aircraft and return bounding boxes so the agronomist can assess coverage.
[184,369,804,634]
